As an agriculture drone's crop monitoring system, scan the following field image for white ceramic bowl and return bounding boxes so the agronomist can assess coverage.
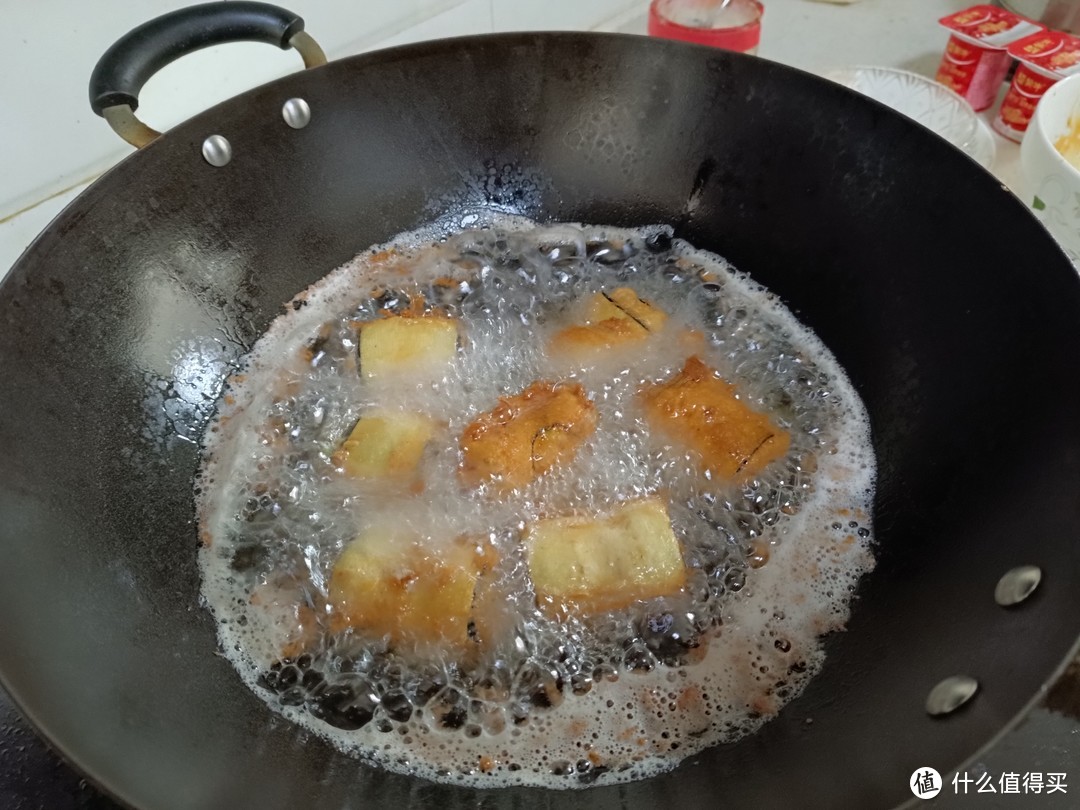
[1020,72,1080,262]
[825,66,980,153]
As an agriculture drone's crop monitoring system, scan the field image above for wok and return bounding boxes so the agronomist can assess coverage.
[2,3,1079,808]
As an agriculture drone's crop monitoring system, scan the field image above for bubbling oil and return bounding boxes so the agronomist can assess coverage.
[196,216,876,787]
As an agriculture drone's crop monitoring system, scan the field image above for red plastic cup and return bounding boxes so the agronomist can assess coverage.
[648,0,764,55]
[994,62,1058,142]
[994,30,1080,142]
[935,34,1013,112]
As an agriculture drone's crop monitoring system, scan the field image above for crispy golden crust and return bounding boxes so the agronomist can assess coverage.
[329,530,491,648]
[603,287,668,332]
[332,410,436,483]
[639,356,790,479]
[524,498,686,614]
[459,381,598,491]
[358,313,458,379]
[549,288,667,357]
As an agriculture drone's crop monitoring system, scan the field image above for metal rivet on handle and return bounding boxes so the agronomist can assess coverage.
[282,98,311,129]
[201,135,233,167]
[994,565,1042,607]
[926,676,979,717]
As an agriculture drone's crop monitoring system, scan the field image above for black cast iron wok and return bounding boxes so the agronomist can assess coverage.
[2,3,1079,808]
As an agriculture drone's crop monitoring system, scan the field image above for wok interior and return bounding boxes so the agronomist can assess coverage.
[1,34,1079,809]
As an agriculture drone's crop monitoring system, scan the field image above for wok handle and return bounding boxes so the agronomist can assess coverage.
[88,1,327,148]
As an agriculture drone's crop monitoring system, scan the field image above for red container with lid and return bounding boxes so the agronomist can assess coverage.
[935,5,1043,111]
[995,30,1080,142]
[648,0,764,55]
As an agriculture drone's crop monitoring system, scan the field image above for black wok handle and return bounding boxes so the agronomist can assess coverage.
[89,1,327,148]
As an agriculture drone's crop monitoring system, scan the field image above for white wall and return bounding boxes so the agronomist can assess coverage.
[2,0,641,221]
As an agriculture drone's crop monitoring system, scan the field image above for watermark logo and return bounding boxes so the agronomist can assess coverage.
[953,771,1068,795]
[910,769,1068,797]
[911,767,943,799]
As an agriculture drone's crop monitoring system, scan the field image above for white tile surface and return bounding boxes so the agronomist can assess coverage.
[375,0,493,49]
[491,0,637,31]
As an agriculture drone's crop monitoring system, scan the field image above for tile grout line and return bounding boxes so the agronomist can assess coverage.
[0,174,101,227]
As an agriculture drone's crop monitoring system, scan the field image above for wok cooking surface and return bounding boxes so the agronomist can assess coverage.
[2,678,1079,807]
[0,689,118,809]
[2,31,1080,809]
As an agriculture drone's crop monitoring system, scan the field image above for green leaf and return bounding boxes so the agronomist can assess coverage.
[1033,196,1046,211]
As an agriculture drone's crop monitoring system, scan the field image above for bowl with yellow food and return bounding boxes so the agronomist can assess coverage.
[1020,72,1080,262]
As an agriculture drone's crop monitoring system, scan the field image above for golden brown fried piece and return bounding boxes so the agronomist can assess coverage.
[358,313,458,379]
[329,528,491,648]
[602,287,668,332]
[549,288,667,357]
[332,410,436,483]
[525,498,686,615]
[640,356,790,479]
[459,381,597,491]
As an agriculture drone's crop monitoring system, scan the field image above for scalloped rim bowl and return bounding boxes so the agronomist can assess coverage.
[825,66,981,155]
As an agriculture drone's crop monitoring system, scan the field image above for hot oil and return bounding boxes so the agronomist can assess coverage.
[196,217,876,787]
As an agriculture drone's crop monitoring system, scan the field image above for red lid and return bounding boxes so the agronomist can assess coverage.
[1007,30,1080,80]
[938,4,1042,50]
